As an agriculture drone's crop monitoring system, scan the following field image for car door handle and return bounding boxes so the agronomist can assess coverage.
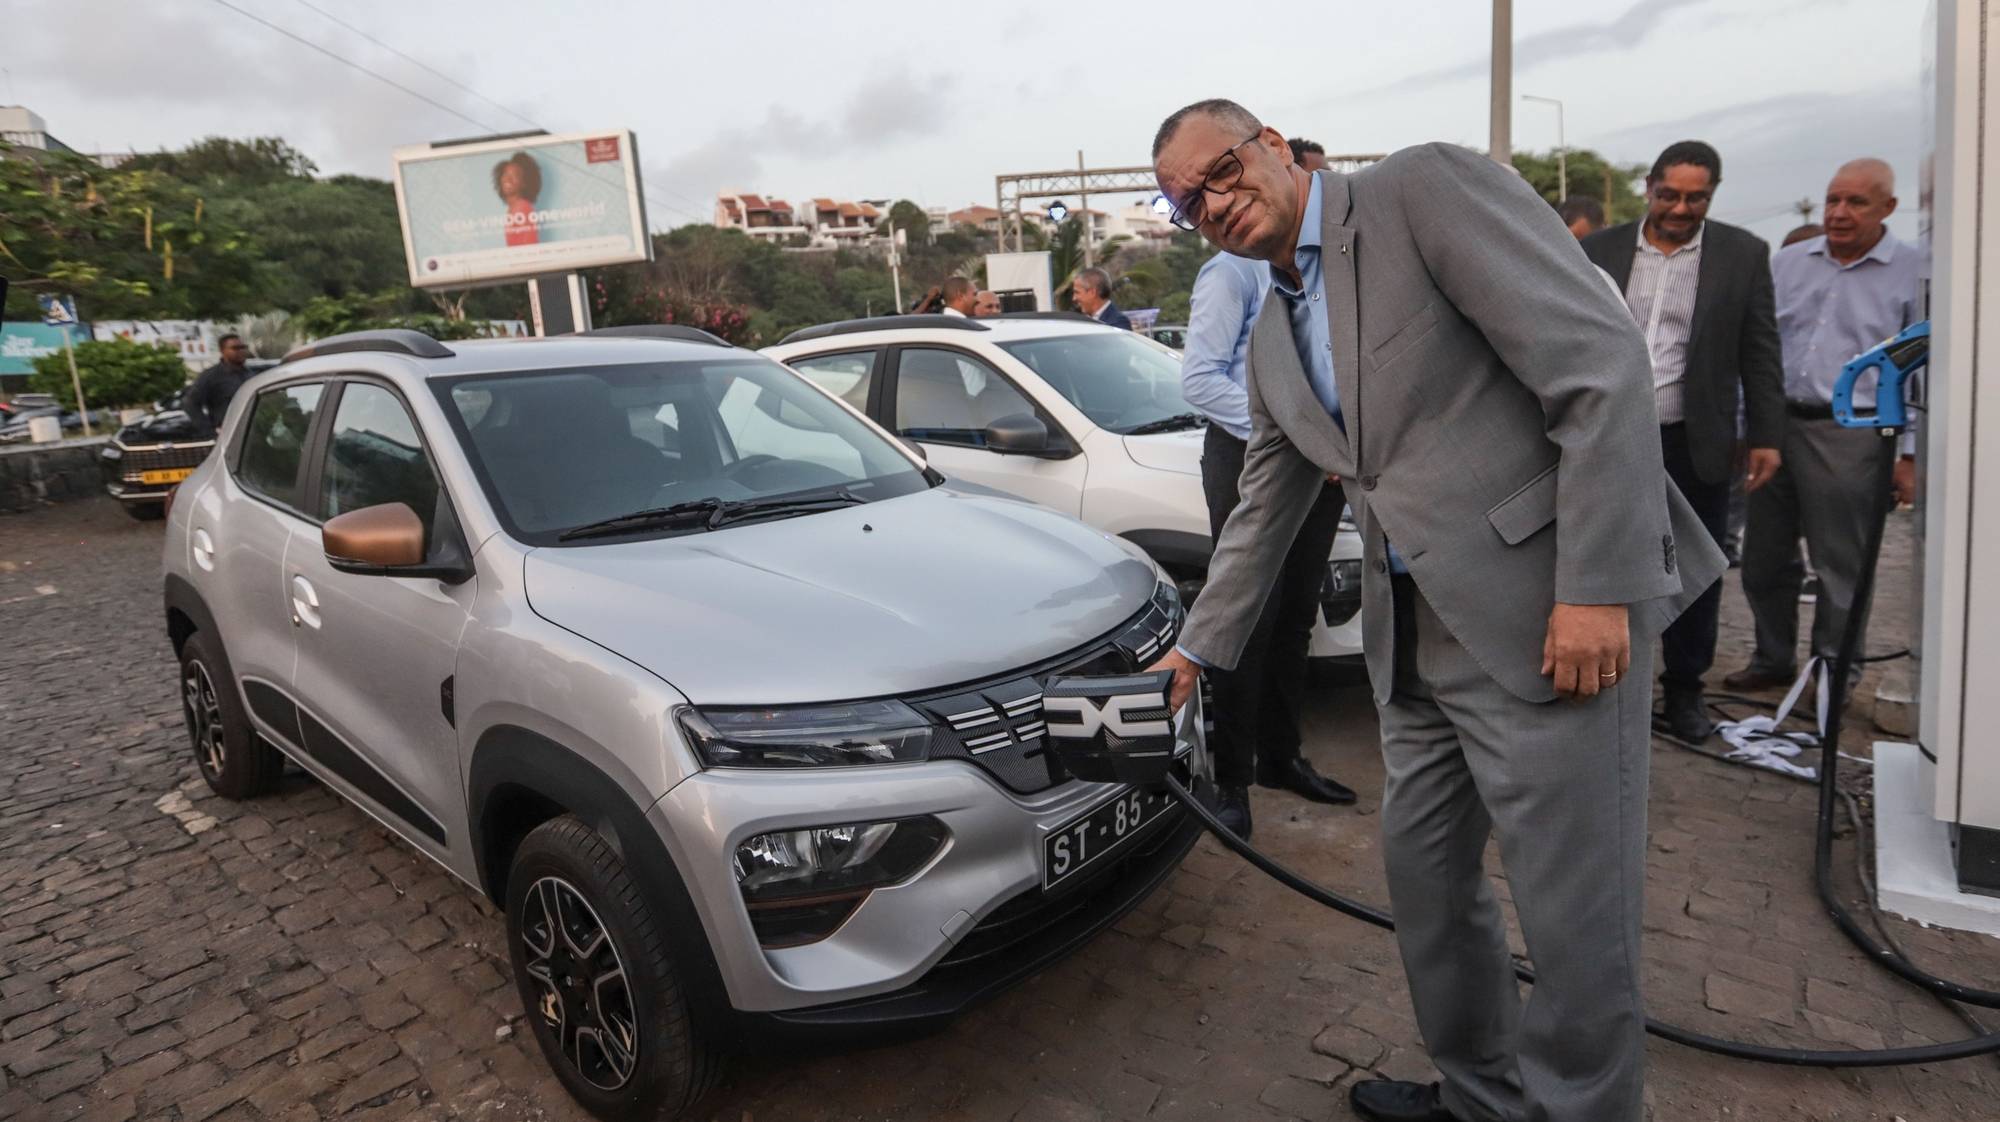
[291,575,322,630]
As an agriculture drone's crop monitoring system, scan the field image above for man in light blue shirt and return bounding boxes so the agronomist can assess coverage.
[1182,238,1354,838]
[1730,158,1927,690]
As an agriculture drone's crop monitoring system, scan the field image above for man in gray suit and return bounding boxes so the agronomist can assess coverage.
[1148,100,1724,1122]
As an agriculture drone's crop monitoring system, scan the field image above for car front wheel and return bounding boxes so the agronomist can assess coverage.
[506,816,719,1121]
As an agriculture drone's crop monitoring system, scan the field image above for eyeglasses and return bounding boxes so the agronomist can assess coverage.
[1166,133,1262,232]
[1651,185,1712,209]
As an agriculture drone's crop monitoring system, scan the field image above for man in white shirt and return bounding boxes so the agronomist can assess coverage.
[938,276,978,317]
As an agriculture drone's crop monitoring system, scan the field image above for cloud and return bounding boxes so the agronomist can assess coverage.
[650,66,950,202]
[1361,0,1714,95]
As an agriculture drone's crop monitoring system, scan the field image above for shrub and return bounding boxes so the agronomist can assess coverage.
[29,338,190,409]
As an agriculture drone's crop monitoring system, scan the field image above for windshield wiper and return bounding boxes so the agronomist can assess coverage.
[556,488,866,541]
[706,487,865,529]
[557,499,727,541]
[1123,412,1207,435]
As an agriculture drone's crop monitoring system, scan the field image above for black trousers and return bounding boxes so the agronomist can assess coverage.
[1659,423,1730,695]
[1200,424,1346,787]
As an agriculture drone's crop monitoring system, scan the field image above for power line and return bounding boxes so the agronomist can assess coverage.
[287,0,540,132]
[204,0,708,227]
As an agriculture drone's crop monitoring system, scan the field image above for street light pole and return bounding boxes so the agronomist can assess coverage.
[1523,94,1566,200]
[1489,0,1512,165]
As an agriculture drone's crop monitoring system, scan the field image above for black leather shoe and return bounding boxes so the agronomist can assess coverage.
[1723,666,1796,692]
[1215,785,1252,839]
[1349,1079,1455,1122]
[1659,689,1716,742]
[1256,757,1358,805]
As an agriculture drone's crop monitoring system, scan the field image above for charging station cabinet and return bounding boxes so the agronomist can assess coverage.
[1917,0,2000,898]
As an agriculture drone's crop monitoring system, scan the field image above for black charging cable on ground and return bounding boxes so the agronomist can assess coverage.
[1155,429,2000,1067]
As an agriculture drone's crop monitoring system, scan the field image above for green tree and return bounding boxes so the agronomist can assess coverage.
[881,199,931,246]
[1512,148,1648,225]
[123,136,317,185]
[0,144,259,320]
[29,338,188,408]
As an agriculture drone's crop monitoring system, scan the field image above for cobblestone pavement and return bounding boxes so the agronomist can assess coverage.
[4,498,1999,1122]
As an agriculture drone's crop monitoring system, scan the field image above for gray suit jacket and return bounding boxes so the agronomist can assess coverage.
[1179,144,1727,704]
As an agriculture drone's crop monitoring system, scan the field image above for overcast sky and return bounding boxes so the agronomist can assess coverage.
[7,0,1935,247]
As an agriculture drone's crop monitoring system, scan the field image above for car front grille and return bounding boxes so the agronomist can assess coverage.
[117,440,214,478]
[908,594,1180,795]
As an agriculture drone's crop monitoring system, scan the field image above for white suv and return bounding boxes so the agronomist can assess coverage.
[765,314,1364,658]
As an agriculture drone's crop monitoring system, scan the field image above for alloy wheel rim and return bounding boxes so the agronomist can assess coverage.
[182,661,226,777]
[520,876,639,1090]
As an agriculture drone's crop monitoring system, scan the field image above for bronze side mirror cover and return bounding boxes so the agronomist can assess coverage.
[323,503,425,567]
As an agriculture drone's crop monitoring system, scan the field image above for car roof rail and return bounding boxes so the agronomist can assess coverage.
[582,324,734,348]
[996,311,1100,324]
[283,329,455,363]
[777,314,990,346]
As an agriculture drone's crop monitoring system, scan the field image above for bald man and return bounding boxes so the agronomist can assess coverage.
[1727,159,1926,694]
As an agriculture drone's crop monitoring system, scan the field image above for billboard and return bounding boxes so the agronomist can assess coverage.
[392,130,652,288]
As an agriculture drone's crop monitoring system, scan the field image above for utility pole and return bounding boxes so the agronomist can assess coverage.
[1078,150,1094,268]
[1522,94,1565,200]
[1489,0,1512,166]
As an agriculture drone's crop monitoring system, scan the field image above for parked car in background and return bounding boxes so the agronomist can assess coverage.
[99,360,279,518]
[765,313,1364,659]
[163,326,1204,1121]
[1143,324,1188,351]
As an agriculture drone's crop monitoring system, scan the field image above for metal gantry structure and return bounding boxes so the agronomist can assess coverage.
[994,153,1387,258]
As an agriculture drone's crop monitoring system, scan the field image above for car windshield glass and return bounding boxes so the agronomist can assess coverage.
[997,332,1194,434]
[434,357,930,545]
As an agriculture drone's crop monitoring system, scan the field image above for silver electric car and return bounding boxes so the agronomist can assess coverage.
[160,327,1204,1121]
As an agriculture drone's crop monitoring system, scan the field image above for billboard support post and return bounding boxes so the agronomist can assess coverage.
[527,273,593,337]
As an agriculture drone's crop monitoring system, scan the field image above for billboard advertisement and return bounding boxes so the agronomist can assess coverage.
[392,130,651,288]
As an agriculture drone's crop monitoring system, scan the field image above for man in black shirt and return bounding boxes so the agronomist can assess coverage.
[183,335,254,438]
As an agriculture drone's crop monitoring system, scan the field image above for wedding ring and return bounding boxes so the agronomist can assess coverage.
[1599,672,1619,682]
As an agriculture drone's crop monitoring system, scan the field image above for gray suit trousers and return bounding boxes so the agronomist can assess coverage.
[1379,577,1651,1122]
[1740,416,1889,673]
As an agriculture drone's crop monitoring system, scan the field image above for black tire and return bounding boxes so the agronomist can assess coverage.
[179,631,282,799]
[505,816,720,1122]
[122,501,166,521]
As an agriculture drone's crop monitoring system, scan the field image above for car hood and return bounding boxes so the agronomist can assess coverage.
[523,488,1158,705]
[1121,429,1205,476]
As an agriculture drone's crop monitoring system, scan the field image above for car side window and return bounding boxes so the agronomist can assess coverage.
[236,382,325,509]
[892,348,1036,447]
[788,350,876,412]
[318,383,441,544]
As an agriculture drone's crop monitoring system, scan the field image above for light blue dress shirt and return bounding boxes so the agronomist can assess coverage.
[1179,252,1265,440]
[1268,174,1345,426]
[1771,233,1927,409]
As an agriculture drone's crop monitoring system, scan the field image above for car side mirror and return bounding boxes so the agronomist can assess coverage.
[983,413,1053,456]
[323,502,473,583]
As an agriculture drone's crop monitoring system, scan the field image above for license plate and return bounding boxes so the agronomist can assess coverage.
[138,468,193,485]
[1042,786,1173,890]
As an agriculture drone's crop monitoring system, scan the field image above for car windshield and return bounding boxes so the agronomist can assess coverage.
[997,331,1194,434]
[435,357,930,545]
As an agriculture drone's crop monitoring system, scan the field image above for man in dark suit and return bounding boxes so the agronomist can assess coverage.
[1071,267,1132,328]
[1582,141,1784,742]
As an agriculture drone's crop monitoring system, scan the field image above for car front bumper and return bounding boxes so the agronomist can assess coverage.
[648,690,1205,1016]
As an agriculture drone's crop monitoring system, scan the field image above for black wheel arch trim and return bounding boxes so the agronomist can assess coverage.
[468,726,733,1028]
[1120,529,1213,574]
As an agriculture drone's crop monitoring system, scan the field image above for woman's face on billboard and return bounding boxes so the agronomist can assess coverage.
[499,163,523,199]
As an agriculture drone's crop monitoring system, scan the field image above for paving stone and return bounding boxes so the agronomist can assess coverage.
[1703,974,1798,1027]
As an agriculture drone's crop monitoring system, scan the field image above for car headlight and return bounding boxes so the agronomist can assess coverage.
[731,816,950,946]
[1153,576,1182,620]
[679,700,934,768]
